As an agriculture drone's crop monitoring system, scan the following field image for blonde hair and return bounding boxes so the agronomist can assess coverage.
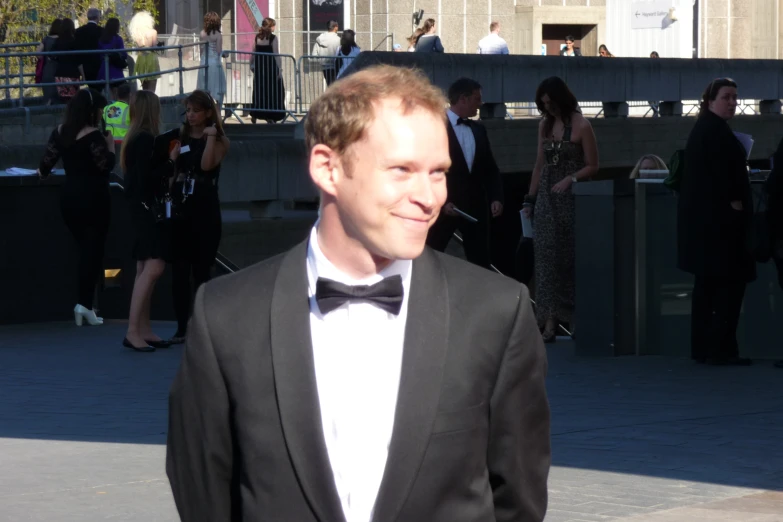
[121,91,162,172]
[629,154,668,179]
[203,11,221,34]
[305,65,447,158]
[128,11,156,47]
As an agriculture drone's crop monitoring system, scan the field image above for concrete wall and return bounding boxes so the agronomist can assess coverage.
[515,4,607,56]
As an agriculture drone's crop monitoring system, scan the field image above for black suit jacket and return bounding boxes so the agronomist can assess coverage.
[446,118,503,215]
[677,110,756,282]
[166,241,551,522]
[75,22,102,81]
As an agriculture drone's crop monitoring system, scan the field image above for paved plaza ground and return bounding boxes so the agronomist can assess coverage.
[0,320,781,521]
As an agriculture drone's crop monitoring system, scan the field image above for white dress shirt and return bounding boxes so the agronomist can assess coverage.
[477,33,509,55]
[447,108,476,172]
[306,225,411,522]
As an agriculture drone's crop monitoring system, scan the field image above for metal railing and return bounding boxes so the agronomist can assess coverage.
[0,42,207,103]
[222,50,299,123]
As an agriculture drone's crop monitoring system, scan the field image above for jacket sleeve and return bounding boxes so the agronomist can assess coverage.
[39,129,61,177]
[166,285,237,522]
[88,133,116,174]
[434,36,445,53]
[488,285,550,522]
[477,124,504,203]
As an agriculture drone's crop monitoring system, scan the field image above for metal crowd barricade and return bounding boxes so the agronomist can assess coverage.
[0,42,207,104]
[296,55,343,114]
[222,50,298,123]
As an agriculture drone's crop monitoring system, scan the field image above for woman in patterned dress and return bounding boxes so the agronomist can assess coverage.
[522,76,599,342]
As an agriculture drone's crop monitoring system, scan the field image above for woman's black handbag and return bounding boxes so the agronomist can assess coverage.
[109,52,128,69]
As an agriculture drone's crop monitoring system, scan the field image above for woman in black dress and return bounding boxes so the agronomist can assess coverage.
[37,89,115,326]
[249,17,285,123]
[121,91,179,352]
[678,78,755,366]
[51,18,82,104]
[169,90,230,344]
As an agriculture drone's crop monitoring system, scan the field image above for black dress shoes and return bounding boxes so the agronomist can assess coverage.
[123,338,155,353]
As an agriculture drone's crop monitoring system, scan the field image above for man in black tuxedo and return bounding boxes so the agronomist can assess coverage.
[75,8,103,88]
[166,65,550,522]
[427,77,503,268]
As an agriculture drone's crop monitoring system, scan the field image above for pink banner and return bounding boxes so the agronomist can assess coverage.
[235,0,269,53]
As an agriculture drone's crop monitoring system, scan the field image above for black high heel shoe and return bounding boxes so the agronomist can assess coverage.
[145,339,173,349]
[123,338,155,353]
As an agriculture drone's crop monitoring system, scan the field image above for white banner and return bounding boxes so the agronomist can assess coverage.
[631,0,671,30]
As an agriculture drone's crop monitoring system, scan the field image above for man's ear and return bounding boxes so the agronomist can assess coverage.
[309,144,340,197]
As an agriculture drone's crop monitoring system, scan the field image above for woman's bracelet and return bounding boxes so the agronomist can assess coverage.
[523,194,537,206]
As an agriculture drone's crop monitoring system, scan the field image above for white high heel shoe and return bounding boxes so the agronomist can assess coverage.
[74,304,104,326]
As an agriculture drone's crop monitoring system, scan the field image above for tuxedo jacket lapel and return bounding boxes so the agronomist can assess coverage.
[270,240,346,522]
[372,249,450,522]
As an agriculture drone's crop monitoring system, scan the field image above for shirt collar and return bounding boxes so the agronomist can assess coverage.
[447,109,461,127]
[306,223,412,297]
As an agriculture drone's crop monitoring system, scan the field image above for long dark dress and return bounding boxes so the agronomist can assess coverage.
[39,128,115,309]
[124,131,174,261]
[533,124,583,327]
[41,35,59,102]
[249,34,286,122]
[171,134,223,335]
[51,37,81,103]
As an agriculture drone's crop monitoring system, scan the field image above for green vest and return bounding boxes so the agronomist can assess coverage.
[104,101,130,139]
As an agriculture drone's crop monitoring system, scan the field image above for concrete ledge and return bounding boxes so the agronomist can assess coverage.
[345,52,783,104]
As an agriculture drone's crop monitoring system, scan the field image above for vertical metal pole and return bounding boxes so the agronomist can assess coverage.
[178,45,184,95]
[204,41,209,93]
[4,52,10,100]
[18,57,25,106]
[104,54,111,99]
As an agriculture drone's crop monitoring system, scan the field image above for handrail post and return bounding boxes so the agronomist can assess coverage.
[178,45,184,95]
[5,52,11,100]
[18,57,24,106]
[104,54,111,100]
[203,41,209,93]
[295,56,302,114]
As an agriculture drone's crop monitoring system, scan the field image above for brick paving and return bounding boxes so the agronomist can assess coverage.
[0,320,781,521]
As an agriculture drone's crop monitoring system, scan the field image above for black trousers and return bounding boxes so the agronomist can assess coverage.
[427,213,491,269]
[62,205,109,310]
[322,68,337,86]
[690,276,747,360]
[171,197,222,334]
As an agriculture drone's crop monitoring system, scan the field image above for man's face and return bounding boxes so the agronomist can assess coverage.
[565,39,574,50]
[709,86,738,120]
[329,99,450,261]
[461,89,482,118]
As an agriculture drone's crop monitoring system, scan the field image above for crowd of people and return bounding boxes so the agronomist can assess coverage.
[36,89,230,353]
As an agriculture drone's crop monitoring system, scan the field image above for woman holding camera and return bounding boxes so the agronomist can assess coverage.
[37,89,115,326]
[121,91,179,352]
[169,90,230,344]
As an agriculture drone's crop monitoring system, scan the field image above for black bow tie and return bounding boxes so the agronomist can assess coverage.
[315,275,404,316]
[456,117,470,126]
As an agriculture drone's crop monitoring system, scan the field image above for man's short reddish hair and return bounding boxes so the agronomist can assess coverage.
[305,65,447,156]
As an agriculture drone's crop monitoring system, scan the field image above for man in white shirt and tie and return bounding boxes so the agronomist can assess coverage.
[167,65,550,522]
[427,77,505,269]
[477,21,509,55]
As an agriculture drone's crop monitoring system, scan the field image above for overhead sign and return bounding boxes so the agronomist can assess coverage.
[631,0,671,30]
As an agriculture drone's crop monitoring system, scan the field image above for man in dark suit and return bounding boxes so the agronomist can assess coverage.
[426,77,503,268]
[75,8,103,88]
[166,65,550,522]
